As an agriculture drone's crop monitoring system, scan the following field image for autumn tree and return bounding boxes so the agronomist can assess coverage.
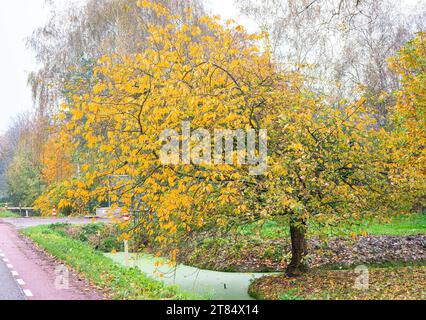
[26,0,207,215]
[5,150,42,207]
[2,114,45,206]
[59,0,275,252]
[40,133,75,185]
[386,32,426,211]
[54,1,410,276]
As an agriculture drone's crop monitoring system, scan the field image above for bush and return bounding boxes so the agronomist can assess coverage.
[33,180,96,216]
[49,222,123,253]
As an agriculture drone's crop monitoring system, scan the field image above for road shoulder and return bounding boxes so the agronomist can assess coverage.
[0,222,104,300]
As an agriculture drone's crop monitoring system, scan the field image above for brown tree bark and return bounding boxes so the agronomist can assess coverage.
[286,219,309,277]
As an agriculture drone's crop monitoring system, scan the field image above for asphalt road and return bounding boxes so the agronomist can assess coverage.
[0,221,103,300]
[0,255,25,300]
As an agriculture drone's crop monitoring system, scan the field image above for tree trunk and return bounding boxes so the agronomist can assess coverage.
[286,219,308,277]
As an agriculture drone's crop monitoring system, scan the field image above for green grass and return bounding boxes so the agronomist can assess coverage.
[239,214,426,239]
[238,219,289,238]
[356,214,426,236]
[22,224,199,300]
[0,210,20,218]
[279,289,305,300]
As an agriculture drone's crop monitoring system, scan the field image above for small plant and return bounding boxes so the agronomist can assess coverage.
[280,289,304,301]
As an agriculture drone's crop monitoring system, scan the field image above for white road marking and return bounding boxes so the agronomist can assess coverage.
[0,239,35,300]
[23,289,33,297]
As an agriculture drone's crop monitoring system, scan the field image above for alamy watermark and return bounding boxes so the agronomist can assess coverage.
[159,121,268,175]
[353,265,369,291]
[54,265,69,290]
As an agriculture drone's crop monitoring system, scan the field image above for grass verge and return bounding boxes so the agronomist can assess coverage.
[0,210,21,218]
[22,224,198,300]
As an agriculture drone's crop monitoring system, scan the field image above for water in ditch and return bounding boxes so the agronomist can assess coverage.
[106,252,276,300]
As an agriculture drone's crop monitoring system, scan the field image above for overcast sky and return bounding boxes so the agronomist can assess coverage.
[0,0,420,135]
[0,0,44,134]
[0,0,75,134]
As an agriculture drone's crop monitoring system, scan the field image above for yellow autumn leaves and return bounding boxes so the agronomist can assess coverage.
[33,1,425,265]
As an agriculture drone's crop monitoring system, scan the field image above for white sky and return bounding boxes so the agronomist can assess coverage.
[0,0,47,134]
[0,0,83,134]
[0,0,420,134]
